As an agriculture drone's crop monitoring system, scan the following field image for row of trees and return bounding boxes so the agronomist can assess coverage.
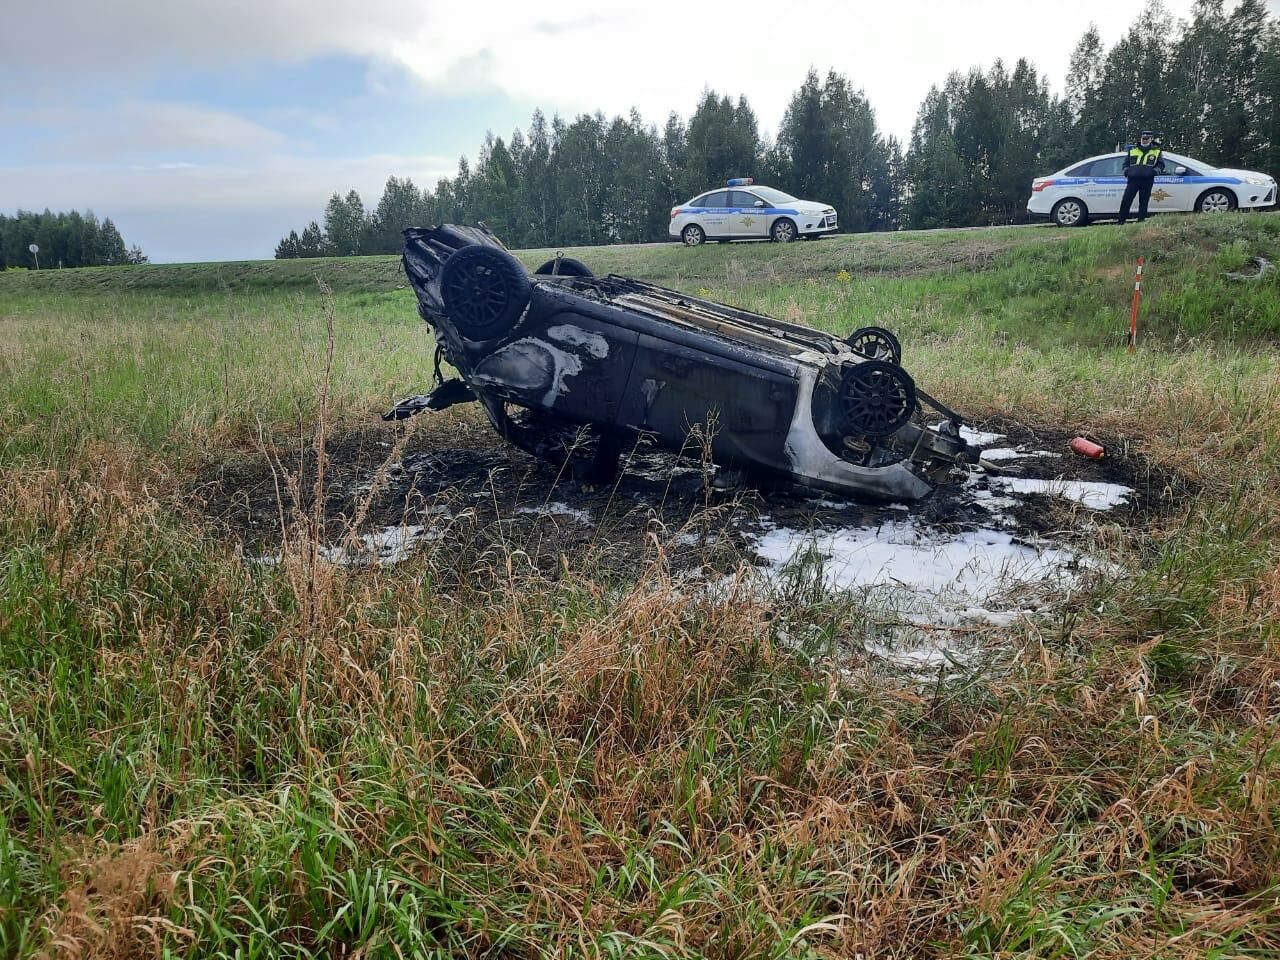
[277,0,1280,256]
[0,210,145,269]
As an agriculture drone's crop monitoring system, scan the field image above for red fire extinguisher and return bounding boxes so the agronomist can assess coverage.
[1070,437,1105,459]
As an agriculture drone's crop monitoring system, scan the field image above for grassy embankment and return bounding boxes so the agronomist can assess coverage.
[1,215,1279,957]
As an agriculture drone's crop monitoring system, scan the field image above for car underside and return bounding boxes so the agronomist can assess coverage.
[388,224,971,501]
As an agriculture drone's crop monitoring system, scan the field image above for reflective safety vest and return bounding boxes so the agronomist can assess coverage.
[1128,146,1162,167]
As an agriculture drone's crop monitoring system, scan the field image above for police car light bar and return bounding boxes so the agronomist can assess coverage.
[726,177,754,186]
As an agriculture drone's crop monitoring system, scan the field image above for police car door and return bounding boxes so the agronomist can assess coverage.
[729,190,767,237]
[699,190,731,238]
[1152,156,1201,211]
[1083,155,1127,214]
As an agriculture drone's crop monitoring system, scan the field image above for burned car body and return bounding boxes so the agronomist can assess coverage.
[390,224,969,501]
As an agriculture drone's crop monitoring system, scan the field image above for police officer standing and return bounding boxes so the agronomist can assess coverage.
[1118,130,1166,224]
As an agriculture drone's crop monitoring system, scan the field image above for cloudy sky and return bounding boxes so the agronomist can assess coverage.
[6,0,1266,262]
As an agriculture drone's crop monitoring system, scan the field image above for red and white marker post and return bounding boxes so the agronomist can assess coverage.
[1128,256,1144,352]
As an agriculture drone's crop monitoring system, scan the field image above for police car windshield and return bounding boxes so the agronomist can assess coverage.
[751,186,799,205]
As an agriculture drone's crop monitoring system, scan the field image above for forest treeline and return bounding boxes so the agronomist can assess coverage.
[0,210,146,269]
[276,0,1280,257]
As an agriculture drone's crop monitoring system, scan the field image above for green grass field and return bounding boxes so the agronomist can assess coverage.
[2,215,1280,958]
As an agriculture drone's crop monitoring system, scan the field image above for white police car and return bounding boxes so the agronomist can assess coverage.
[669,178,838,245]
[1028,150,1277,226]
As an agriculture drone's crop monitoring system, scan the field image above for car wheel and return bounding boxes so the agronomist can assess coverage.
[845,326,902,364]
[439,245,531,340]
[534,256,593,277]
[1051,198,1088,227]
[682,224,706,246]
[1196,188,1236,213]
[839,360,917,438]
[770,218,798,243]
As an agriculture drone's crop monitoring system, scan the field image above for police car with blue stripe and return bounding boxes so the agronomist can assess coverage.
[1028,150,1276,226]
[670,178,838,245]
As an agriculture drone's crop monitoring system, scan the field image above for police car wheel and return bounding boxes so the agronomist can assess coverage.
[1197,189,1235,214]
[1051,198,1088,227]
[682,224,706,246]
[770,218,797,242]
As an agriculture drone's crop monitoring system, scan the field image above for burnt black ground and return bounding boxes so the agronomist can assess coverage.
[965,415,1196,536]
[193,409,1194,582]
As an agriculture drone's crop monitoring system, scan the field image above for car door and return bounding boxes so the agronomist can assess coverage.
[697,190,731,238]
[1078,155,1126,214]
[729,190,768,238]
[616,332,796,466]
[1152,155,1204,211]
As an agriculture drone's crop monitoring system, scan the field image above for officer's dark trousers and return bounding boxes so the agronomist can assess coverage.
[1118,176,1154,223]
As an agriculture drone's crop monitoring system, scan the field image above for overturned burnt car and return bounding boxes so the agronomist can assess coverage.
[388,224,970,501]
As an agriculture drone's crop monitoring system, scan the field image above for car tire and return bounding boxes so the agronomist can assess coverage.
[1196,188,1236,214]
[1051,198,1089,227]
[770,218,798,243]
[838,360,917,438]
[845,326,902,364]
[682,224,706,246]
[534,257,593,278]
[439,245,531,340]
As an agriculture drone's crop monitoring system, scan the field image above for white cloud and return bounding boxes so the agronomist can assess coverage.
[0,1,411,75]
[4,101,291,161]
[2,0,1217,140]
[374,0,1215,140]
